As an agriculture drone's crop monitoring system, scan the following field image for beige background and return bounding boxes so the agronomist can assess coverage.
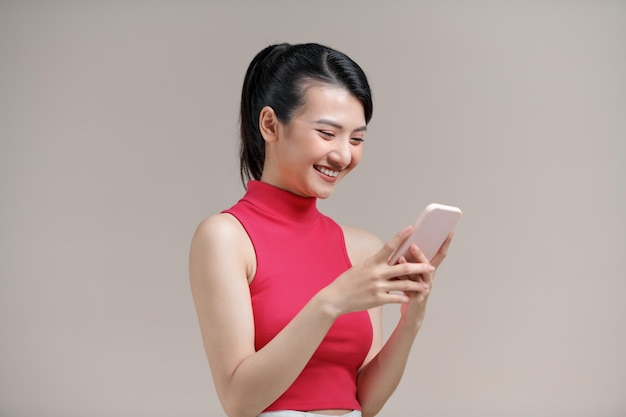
[1,1,625,416]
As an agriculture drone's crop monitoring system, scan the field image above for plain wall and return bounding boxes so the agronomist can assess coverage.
[1,1,624,416]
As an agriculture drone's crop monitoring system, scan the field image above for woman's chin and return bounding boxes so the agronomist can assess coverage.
[313,185,338,199]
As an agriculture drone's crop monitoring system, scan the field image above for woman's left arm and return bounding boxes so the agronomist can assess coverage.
[343,226,453,417]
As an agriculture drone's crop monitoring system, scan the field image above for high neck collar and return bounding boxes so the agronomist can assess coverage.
[242,180,320,223]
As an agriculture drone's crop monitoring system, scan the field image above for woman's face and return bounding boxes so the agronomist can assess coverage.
[261,83,367,199]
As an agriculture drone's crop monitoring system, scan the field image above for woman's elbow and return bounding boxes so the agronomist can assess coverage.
[220,391,263,417]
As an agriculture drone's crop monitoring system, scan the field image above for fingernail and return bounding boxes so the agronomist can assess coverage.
[428,266,435,271]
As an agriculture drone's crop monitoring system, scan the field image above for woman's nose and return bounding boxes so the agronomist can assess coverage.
[328,139,352,168]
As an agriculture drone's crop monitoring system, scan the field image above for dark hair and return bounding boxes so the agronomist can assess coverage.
[239,42,373,184]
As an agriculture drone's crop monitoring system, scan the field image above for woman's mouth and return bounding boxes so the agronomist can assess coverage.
[314,165,339,178]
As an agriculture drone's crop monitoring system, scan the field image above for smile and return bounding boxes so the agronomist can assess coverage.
[314,165,339,178]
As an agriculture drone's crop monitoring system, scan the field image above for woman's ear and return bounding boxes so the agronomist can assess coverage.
[259,106,280,143]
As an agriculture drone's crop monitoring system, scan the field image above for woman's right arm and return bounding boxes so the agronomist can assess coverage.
[189,216,431,417]
[190,213,341,417]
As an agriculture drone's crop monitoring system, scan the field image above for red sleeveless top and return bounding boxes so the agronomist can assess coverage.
[224,181,373,412]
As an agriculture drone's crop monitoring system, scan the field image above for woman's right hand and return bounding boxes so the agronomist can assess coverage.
[318,226,434,317]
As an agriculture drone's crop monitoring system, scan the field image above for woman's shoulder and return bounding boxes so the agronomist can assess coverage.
[193,212,245,243]
[190,213,255,280]
[341,224,383,265]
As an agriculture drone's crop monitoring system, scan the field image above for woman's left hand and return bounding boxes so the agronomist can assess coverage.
[396,232,454,323]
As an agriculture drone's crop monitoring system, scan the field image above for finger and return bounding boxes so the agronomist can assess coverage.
[385,261,435,280]
[383,292,411,304]
[374,226,413,262]
[394,255,411,281]
[397,254,425,282]
[384,277,430,294]
[408,243,429,265]
[404,246,433,285]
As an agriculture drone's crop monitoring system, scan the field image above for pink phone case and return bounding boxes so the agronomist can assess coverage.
[388,203,462,265]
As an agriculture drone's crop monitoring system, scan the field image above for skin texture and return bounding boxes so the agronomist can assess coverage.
[259,84,367,200]
[189,84,453,417]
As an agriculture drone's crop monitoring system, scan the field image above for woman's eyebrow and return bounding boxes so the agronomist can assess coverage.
[313,118,367,132]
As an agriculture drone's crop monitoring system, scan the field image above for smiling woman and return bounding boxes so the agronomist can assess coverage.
[189,43,453,417]
[259,84,366,198]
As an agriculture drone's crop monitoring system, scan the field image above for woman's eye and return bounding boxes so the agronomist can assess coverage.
[350,137,365,145]
[318,130,335,138]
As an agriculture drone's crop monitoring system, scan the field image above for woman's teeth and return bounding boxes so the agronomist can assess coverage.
[315,166,339,178]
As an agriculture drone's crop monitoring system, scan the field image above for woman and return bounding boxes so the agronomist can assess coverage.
[189,43,452,417]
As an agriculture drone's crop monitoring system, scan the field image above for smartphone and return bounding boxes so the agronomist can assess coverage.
[388,203,462,265]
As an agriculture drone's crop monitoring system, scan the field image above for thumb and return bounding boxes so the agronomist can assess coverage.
[375,225,413,263]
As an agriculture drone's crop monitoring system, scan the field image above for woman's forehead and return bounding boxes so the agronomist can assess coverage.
[295,84,366,128]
